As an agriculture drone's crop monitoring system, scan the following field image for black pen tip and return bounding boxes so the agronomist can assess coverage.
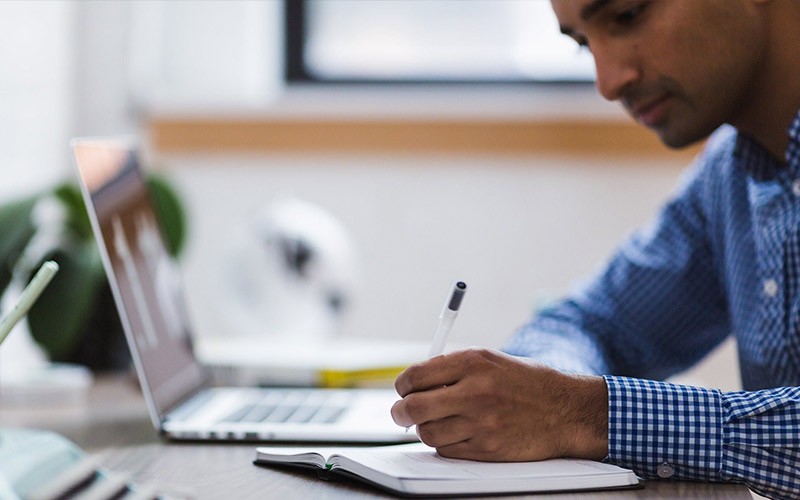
[448,282,467,310]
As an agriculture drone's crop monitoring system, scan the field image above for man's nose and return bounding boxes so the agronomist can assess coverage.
[592,43,640,102]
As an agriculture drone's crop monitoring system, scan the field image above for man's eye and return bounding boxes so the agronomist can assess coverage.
[573,37,589,50]
[614,2,649,25]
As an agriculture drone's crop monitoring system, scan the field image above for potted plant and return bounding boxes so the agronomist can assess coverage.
[0,175,186,370]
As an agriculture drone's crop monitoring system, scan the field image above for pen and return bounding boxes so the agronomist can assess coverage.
[406,280,468,433]
[428,281,467,358]
[0,260,60,345]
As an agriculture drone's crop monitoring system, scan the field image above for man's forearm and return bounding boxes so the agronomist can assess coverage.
[555,373,609,460]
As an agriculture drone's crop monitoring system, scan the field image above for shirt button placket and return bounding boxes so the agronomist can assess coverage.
[763,279,779,298]
[792,179,800,197]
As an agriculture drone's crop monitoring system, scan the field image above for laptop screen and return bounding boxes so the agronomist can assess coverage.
[72,139,206,420]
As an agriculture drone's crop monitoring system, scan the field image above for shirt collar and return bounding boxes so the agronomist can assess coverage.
[734,108,800,180]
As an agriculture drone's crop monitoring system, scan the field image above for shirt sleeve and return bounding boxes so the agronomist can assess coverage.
[605,376,800,499]
[503,151,731,380]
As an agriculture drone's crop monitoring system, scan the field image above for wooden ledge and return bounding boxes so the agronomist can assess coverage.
[149,117,701,159]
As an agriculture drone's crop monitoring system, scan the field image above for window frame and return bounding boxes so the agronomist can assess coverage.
[284,0,595,86]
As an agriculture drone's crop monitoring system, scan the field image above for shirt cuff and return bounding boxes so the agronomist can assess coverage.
[604,376,724,481]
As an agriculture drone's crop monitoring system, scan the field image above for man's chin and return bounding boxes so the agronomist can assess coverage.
[653,125,710,150]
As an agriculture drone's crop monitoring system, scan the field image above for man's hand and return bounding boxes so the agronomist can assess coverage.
[391,348,608,462]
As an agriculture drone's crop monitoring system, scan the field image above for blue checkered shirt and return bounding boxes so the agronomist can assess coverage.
[504,111,800,499]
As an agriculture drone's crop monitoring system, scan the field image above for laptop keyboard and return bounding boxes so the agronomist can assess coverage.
[218,390,348,425]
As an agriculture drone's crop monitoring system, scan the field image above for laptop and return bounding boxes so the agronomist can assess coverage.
[71,137,416,443]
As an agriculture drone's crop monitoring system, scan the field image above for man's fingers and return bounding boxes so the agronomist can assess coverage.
[415,415,473,448]
[394,351,474,397]
[391,384,464,427]
[390,399,413,427]
[433,439,484,461]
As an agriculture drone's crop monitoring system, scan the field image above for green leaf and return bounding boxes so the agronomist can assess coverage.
[0,196,38,298]
[52,183,94,241]
[27,244,105,360]
[146,174,187,257]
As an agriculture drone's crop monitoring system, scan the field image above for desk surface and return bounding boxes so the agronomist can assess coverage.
[2,373,753,499]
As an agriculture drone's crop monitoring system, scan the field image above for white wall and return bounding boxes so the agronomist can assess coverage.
[0,1,76,200]
[160,151,741,391]
[71,1,138,138]
[126,0,282,111]
[166,154,671,345]
[70,0,285,135]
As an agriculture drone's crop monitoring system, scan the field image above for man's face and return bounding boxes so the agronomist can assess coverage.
[550,0,767,148]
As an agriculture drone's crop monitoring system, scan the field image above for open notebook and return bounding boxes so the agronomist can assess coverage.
[255,442,641,496]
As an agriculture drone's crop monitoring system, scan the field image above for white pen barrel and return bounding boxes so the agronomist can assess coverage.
[0,261,59,343]
[428,311,456,357]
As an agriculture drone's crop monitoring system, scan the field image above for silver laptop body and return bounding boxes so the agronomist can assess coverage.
[71,137,415,443]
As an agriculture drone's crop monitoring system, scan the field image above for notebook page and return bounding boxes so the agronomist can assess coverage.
[332,443,632,480]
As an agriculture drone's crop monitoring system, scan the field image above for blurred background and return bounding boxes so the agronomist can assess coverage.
[0,0,738,390]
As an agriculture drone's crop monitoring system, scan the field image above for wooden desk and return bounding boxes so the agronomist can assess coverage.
[98,443,753,500]
[2,374,753,499]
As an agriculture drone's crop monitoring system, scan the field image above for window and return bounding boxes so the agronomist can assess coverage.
[286,0,595,84]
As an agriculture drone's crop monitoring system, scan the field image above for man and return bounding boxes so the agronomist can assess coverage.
[390,1,800,498]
